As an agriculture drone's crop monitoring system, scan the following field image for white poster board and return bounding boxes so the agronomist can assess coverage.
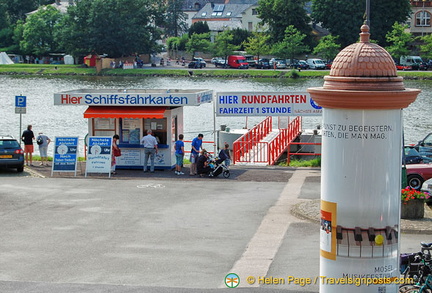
[85,136,112,177]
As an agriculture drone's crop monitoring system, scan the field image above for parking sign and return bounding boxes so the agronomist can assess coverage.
[15,95,26,107]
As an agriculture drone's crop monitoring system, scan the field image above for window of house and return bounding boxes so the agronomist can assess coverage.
[416,11,431,27]
[201,12,207,16]
[252,9,258,15]
[226,11,232,16]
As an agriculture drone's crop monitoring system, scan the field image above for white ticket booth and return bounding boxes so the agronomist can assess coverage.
[54,89,213,170]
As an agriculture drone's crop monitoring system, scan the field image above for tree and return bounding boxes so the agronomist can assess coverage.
[20,5,63,55]
[229,28,252,51]
[312,0,411,48]
[212,30,239,64]
[242,31,271,61]
[185,33,211,58]
[164,0,188,37]
[420,34,432,61]
[257,0,312,46]
[313,34,340,62]
[58,0,165,58]
[0,0,39,24]
[188,21,209,37]
[271,25,309,62]
[385,22,413,60]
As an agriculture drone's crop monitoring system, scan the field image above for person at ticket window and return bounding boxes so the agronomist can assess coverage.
[140,130,158,173]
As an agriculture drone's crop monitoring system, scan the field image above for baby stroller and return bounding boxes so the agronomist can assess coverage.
[208,155,230,178]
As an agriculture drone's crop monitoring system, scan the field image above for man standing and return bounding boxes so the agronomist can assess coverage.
[140,129,158,173]
[21,124,35,166]
[36,132,51,166]
[190,133,203,176]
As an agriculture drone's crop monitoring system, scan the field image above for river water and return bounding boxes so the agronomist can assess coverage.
[0,75,431,156]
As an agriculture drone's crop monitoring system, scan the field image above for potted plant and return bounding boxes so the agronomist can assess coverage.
[401,187,430,219]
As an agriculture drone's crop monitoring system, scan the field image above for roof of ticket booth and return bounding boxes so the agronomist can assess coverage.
[54,89,213,106]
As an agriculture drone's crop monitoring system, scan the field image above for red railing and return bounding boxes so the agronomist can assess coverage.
[233,117,273,163]
[232,116,302,165]
[268,116,302,165]
[286,142,321,165]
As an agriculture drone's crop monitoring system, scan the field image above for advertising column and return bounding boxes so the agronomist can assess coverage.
[319,110,402,292]
[308,24,420,292]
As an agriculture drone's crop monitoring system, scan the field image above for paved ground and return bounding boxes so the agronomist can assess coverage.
[0,164,431,293]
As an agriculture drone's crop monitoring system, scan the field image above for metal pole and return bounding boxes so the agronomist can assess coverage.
[213,93,217,156]
[422,0,426,37]
[365,0,370,26]
[19,113,22,144]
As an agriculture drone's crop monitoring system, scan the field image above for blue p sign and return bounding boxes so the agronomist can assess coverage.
[15,95,26,107]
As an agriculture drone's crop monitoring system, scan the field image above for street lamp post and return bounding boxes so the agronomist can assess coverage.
[422,0,426,37]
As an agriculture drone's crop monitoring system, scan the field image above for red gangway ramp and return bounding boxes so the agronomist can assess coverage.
[232,116,302,165]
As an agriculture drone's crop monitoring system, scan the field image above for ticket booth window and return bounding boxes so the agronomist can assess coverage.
[120,118,142,144]
[93,118,116,136]
[144,118,167,145]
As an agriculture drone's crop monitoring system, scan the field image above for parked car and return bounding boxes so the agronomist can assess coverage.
[188,61,204,68]
[419,62,429,71]
[414,133,432,158]
[298,60,309,69]
[244,55,256,67]
[212,57,226,67]
[325,61,332,69]
[193,57,206,67]
[395,62,418,71]
[406,163,432,190]
[404,146,432,164]
[421,178,432,202]
[306,58,326,69]
[256,58,271,69]
[270,58,287,69]
[227,55,249,69]
[0,135,24,172]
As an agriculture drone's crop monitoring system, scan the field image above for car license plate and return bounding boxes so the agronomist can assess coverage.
[0,155,12,158]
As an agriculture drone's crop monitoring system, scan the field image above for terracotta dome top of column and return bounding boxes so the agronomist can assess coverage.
[329,24,398,78]
[307,24,420,110]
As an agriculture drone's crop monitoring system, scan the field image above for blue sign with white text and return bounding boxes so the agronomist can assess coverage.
[53,137,79,172]
[15,95,26,107]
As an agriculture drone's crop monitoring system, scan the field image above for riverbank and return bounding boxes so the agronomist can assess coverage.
[2,63,432,79]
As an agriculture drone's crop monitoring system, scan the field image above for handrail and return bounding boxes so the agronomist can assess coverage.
[268,117,302,165]
[232,116,302,165]
[232,116,272,163]
[286,142,321,165]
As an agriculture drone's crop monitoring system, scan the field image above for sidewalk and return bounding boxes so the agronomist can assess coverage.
[26,163,432,234]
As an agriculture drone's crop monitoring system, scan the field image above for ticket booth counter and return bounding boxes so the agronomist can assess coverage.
[54,89,213,169]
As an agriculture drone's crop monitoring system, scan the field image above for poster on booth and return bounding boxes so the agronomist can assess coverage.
[85,136,112,177]
[216,91,322,116]
[51,137,79,176]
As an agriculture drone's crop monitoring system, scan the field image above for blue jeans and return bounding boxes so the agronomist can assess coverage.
[143,148,156,171]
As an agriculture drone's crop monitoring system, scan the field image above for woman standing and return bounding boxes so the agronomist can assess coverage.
[111,134,120,175]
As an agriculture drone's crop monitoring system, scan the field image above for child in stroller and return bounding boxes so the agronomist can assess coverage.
[208,149,230,178]
[197,150,230,178]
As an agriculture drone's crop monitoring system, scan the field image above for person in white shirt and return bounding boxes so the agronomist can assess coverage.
[140,129,158,173]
